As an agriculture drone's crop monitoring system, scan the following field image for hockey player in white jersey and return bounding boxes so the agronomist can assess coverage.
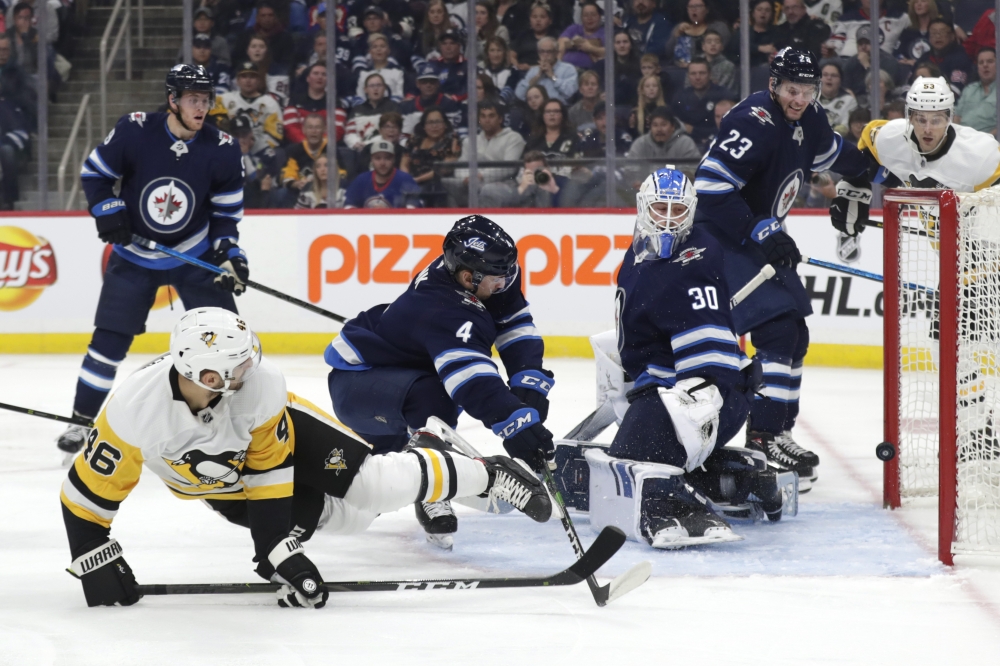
[60,308,552,608]
[831,76,1000,459]
[833,76,1000,213]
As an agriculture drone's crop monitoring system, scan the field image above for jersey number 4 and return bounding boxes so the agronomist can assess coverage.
[456,321,473,343]
[689,286,719,310]
[718,130,753,159]
[83,429,122,476]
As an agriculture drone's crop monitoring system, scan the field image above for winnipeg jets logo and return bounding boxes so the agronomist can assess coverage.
[463,237,487,252]
[672,247,706,265]
[128,112,146,127]
[750,106,774,126]
[218,131,233,146]
[772,170,804,219]
[140,177,195,233]
[170,140,189,158]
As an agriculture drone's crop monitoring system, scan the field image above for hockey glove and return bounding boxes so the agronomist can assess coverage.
[67,538,141,607]
[267,537,327,609]
[509,369,556,422]
[830,179,872,237]
[758,231,801,268]
[658,377,724,472]
[496,413,555,473]
[211,239,249,296]
[92,199,132,246]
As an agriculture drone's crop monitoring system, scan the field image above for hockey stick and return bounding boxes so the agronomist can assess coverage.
[541,463,651,606]
[419,418,649,606]
[730,264,776,308]
[129,235,348,323]
[0,402,92,427]
[861,219,933,237]
[136,525,626,597]
[801,255,936,294]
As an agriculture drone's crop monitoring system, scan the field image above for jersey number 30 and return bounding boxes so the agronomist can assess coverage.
[689,286,719,310]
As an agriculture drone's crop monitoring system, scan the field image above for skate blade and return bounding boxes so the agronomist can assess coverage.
[650,530,743,550]
[425,533,454,551]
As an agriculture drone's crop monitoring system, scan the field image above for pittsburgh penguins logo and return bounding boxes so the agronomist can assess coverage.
[324,448,348,475]
[167,449,246,488]
[139,177,196,235]
[201,332,217,348]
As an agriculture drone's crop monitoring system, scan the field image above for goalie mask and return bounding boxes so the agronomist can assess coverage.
[905,76,954,155]
[633,167,697,263]
[170,308,262,396]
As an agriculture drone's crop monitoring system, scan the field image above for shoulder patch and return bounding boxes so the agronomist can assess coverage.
[749,106,774,126]
[128,112,146,127]
[672,247,706,265]
[455,290,486,311]
[218,131,233,146]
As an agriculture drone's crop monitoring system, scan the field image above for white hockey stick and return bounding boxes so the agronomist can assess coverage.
[729,264,777,308]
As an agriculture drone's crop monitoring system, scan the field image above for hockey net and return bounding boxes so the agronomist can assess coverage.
[884,187,1000,564]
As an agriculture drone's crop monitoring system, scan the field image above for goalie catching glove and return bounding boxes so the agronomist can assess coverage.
[830,179,871,237]
[659,377,724,472]
[67,538,141,607]
[261,537,328,608]
[212,238,249,295]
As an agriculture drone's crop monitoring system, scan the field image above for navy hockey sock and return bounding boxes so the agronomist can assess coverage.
[72,329,131,418]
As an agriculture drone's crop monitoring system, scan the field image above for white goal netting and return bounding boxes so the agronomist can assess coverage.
[892,188,1000,555]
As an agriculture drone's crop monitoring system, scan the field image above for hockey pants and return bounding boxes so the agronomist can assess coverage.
[72,251,238,419]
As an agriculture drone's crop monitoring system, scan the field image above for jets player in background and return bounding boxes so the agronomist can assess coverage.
[693,48,871,489]
[56,65,247,458]
[326,216,557,549]
[582,168,766,549]
[61,308,552,608]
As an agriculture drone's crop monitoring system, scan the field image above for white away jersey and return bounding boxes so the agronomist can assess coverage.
[61,355,294,529]
[860,118,1000,192]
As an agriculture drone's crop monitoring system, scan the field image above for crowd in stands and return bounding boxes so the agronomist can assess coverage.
[152,0,1000,209]
[0,0,77,209]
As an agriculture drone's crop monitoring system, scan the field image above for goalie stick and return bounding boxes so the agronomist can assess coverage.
[729,264,776,308]
[136,525,626,597]
[130,235,348,323]
[419,417,650,606]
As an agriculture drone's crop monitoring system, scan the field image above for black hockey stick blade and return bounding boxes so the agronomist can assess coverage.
[135,526,626,597]
[0,401,93,427]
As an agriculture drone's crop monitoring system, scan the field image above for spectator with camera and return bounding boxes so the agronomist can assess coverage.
[481,150,568,207]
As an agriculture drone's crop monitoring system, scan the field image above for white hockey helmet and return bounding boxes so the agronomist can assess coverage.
[170,307,261,396]
[905,76,954,153]
[633,166,698,262]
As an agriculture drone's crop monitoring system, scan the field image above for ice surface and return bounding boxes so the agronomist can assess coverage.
[1,355,1000,665]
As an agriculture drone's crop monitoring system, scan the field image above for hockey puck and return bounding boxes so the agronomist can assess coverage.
[876,442,896,462]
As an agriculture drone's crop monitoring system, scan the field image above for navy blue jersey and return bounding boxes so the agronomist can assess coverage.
[344,168,422,208]
[325,257,545,428]
[693,90,868,243]
[81,112,244,270]
[616,226,746,402]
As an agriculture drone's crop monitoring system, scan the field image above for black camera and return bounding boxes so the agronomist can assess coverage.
[534,169,550,185]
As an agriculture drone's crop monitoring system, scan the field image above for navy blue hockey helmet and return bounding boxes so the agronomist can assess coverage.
[165,64,215,106]
[442,215,519,293]
[769,47,821,87]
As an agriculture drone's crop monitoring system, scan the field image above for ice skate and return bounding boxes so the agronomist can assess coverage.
[56,423,91,466]
[481,455,553,522]
[414,500,457,550]
[746,430,813,492]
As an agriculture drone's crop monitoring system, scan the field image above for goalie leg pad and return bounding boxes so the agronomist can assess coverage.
[591,329,633,425]
[552,439,610,511]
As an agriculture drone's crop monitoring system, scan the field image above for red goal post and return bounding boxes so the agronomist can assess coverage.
[883,187,1000,565]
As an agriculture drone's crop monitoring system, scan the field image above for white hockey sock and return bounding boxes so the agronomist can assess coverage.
[408,447,489,502]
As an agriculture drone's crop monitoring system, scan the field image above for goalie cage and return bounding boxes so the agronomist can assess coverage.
[884,187,1000,565]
